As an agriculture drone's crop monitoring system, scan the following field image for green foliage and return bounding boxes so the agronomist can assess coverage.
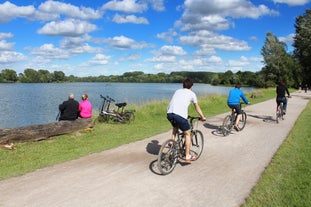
[293,9,311,87]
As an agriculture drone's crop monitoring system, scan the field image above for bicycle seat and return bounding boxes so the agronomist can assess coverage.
[115,102,127,108]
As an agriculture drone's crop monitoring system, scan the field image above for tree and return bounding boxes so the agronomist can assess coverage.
[0,69,18,82]
[293,9,311,87]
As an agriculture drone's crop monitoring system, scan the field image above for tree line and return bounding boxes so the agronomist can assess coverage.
[1,9,311,89]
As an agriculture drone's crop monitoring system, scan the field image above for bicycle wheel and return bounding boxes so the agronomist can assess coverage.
[157,139,178,175]
[124,112,135,124]
[190,130,204,159]
[222,115,233,136]
[237,111,247,131]
[276,108,280,123]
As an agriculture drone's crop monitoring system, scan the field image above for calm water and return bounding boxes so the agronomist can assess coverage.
[0,82,255,129]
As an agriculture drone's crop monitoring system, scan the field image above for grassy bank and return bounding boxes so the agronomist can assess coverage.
[242,96,311,206]
[0,88,280,180]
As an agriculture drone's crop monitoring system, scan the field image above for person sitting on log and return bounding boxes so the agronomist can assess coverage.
[79,94,92,118]
[58,93,79,121]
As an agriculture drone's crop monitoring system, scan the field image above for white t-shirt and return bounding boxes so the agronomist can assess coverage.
[167,88,198,119]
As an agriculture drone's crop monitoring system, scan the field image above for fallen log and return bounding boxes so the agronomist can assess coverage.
[0,118,94,144]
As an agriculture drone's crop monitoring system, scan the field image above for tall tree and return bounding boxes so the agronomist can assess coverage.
[293,9,311,87]
[261,32,292,86]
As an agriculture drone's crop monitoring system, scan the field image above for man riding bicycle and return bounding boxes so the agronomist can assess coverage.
[167,78,206,163]
[276,80,291,115]
[227,83,249,131]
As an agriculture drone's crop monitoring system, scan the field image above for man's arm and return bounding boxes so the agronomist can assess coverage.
[194,103,206,121]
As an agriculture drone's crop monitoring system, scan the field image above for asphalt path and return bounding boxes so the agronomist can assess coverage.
[0,91,310,207]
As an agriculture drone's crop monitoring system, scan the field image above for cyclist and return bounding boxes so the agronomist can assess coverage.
[276,80,291,115]
[227,83,249,131]
[167,78,206,163]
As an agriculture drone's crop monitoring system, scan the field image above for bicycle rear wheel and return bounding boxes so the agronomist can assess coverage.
[190,130,204,159]
[237,111,247,131]
[157,139,178,175]
[222,115,233,136]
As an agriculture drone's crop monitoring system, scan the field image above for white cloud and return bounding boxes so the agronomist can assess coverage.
[0,32,13,40]
[30,44,69,59]
[38,19,97,37]
[157,29,178,43]
[180,0,278,32]
[159,45,187,56]
[86,54,111,65]
[102,0,147,13]
[105,35,149,50]
[147,55,176,62]
[148,0,165,11]
[0,51,26,63]
[112,14,149,24]
[0,40,14,51]
[0,1,35,23]
[278,33,295,45]
[180,31,251,51]
[272,0,311,6]
[37,0,102,20]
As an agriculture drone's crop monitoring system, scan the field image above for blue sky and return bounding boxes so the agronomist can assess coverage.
[0,0,310,77]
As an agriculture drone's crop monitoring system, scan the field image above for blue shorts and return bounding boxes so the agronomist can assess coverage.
[167,113,190,131]
[228,104,242,114]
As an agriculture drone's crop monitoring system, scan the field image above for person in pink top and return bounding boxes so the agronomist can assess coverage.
[79,94,92,118]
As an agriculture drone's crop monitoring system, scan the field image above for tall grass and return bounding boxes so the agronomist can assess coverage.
[0,88,276,180]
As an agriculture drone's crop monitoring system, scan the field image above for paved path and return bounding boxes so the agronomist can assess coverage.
[0,91,310,207]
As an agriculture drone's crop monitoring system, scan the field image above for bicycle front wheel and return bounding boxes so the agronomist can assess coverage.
[237,111,247,131]
[157,139,178,175]
[190,130,204,159]
[222,115,232,136]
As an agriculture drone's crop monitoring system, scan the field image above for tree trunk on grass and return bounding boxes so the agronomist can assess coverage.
[0,118,93,144]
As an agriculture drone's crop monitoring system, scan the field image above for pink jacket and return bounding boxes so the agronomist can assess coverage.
[79,100,92,118]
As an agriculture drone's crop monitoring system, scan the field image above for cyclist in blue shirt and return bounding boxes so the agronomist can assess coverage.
[227,83,249,131]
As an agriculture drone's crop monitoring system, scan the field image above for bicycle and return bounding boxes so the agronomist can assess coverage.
[276,96,291,123]
[157,116,204,175]
[221,103,247,136]
[97,95,135,124]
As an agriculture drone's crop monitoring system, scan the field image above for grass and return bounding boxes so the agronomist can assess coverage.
[242,96,311,207]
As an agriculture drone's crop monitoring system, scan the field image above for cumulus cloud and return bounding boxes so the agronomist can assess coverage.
[112,14,149,24]
[0,40,14,51]
[180,0,278,32]
[105,35,149,49]
[180,31,251,51]
[81,54,111,67]
[38,19,97,37]
[102,0,147,13]
[159,45,187,56]
[157,29,178,43]
[0,51,25,63]
[278,33,295,45]
[37,0,102,20]
[30,44,69,59]
[0,1,35,22]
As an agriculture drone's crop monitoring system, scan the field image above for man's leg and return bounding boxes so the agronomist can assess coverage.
[235,114,241,127]
[184,130,196,162]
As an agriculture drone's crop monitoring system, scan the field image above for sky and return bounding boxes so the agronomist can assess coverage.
[0,0,310,77]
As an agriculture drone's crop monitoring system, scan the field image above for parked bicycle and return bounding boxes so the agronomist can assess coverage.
[157,116,204,175]
[97,95,135,124]
[221,103,247,136]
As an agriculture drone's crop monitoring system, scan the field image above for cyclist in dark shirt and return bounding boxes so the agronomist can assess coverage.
[276,81,291,115]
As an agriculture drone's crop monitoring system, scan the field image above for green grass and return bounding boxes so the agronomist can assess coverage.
[0,88,280,180]
[242,96,311,207]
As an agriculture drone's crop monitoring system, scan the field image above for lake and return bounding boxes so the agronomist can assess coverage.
[0,82,255,129]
